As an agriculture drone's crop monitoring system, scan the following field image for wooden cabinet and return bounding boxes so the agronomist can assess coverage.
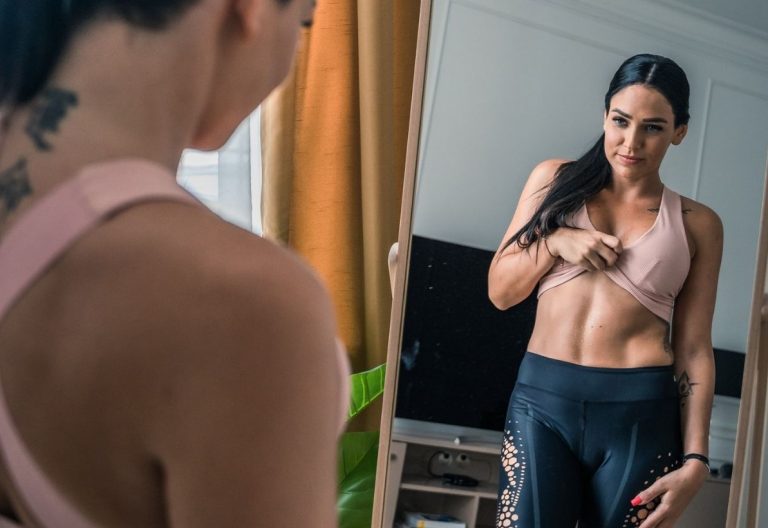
[385,433,501,528]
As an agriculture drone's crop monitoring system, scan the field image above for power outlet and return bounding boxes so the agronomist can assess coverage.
[429,451,453,473]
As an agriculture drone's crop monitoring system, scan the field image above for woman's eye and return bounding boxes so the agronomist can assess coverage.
[646,125,663,132]
[612,117,627,127]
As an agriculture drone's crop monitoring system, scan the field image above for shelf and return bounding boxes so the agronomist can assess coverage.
[401,476,498,500]
[392,432,501,455]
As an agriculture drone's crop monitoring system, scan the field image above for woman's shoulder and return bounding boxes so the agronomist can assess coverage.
[676,193,722,229]
[527,158,571,186]
[81,200,337,362]
[106,200,326,293]
[105,207,345,507]
[519,158,571,199]
[675,193,723,258]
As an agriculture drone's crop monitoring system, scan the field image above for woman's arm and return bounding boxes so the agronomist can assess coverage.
[635,202,724,528]
[488,158,623,309]
[488,159,566,309]
[673,209,723,468]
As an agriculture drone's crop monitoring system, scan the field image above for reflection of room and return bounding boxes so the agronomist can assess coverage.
[387,237,745,527]
[378,1,768,527]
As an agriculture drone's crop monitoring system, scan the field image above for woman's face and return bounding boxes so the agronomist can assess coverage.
[259,0,316,91]
[190,0,316,150]
[603,84,687,180]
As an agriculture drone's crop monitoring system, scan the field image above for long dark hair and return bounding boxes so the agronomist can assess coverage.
[0,0,292,108]
[498,53,690,257]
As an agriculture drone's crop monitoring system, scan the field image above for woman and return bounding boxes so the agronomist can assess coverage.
[0,1,348,527]
[488,54,722,528]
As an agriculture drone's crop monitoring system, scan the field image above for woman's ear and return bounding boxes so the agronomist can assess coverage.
[671,123,688,145]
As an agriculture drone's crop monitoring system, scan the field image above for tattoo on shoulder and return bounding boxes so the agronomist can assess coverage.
[677,371,699,408]
[0,158,32,222]
[682,207,693,215]
[647,207,660,214]
[25,87,79,151]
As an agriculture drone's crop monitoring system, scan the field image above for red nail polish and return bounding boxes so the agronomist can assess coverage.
[631,496,643,507]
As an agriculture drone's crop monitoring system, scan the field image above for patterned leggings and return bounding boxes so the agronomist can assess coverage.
[496,351,683,528]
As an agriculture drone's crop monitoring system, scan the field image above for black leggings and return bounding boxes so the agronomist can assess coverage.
[495,351,683,528]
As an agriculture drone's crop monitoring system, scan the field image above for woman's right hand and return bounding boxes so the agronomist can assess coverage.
[546,227,623,271]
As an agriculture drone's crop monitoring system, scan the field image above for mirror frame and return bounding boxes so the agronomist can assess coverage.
[372,0,432,524]
[728,156,768,527]
[371,1,768,525]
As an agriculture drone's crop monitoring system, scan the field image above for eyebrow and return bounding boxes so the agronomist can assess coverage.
[611,108,668,124]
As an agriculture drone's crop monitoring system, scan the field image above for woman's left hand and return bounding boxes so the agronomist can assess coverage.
[632,461,709,527]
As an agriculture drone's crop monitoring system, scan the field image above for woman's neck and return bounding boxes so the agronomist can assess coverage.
[0,15,221,227]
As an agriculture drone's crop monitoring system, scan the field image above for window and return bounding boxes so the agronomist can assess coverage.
[177,108,263,234]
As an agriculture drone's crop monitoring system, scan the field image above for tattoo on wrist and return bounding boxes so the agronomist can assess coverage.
[677,371,699,408]
[0,158,32,222]
[26,87,79,151]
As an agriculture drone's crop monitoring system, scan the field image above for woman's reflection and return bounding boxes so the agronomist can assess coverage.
[488,54,723,528]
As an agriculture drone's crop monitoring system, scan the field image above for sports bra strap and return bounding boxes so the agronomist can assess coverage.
[0,159,201,321]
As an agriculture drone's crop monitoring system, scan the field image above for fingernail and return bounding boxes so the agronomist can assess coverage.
[631,496,643,507]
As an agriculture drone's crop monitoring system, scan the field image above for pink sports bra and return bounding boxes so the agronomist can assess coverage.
[537,185,691,323]
[0,159,350,527]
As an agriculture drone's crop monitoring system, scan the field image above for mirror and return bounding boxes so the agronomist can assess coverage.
[373,0,768,527]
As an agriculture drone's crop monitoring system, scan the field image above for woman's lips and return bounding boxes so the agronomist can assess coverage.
[617,154,643,165]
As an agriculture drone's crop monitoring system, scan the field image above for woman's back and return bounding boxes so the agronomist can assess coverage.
[0,0,346,524]
[0,158,347,526]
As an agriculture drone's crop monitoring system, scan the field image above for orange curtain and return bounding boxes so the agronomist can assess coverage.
[261,0,419,430]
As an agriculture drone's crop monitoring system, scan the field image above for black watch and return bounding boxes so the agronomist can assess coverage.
[683,453,711,473]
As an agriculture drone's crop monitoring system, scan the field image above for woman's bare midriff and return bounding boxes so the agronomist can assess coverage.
[527,271,673,368]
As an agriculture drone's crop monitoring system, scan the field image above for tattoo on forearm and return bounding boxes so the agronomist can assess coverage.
[25,87,78,151]
[677,371,699,408]
[0,158,32,222]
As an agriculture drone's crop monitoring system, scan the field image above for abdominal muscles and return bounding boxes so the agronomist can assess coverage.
[528,272,671,368]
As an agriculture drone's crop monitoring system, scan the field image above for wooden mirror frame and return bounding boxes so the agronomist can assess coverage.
[727,155,768,527]
[372,1,432,525]
[371,1,768,524]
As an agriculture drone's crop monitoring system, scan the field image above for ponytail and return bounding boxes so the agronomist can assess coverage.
[0,0,71,106]
[497,135,611,256]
